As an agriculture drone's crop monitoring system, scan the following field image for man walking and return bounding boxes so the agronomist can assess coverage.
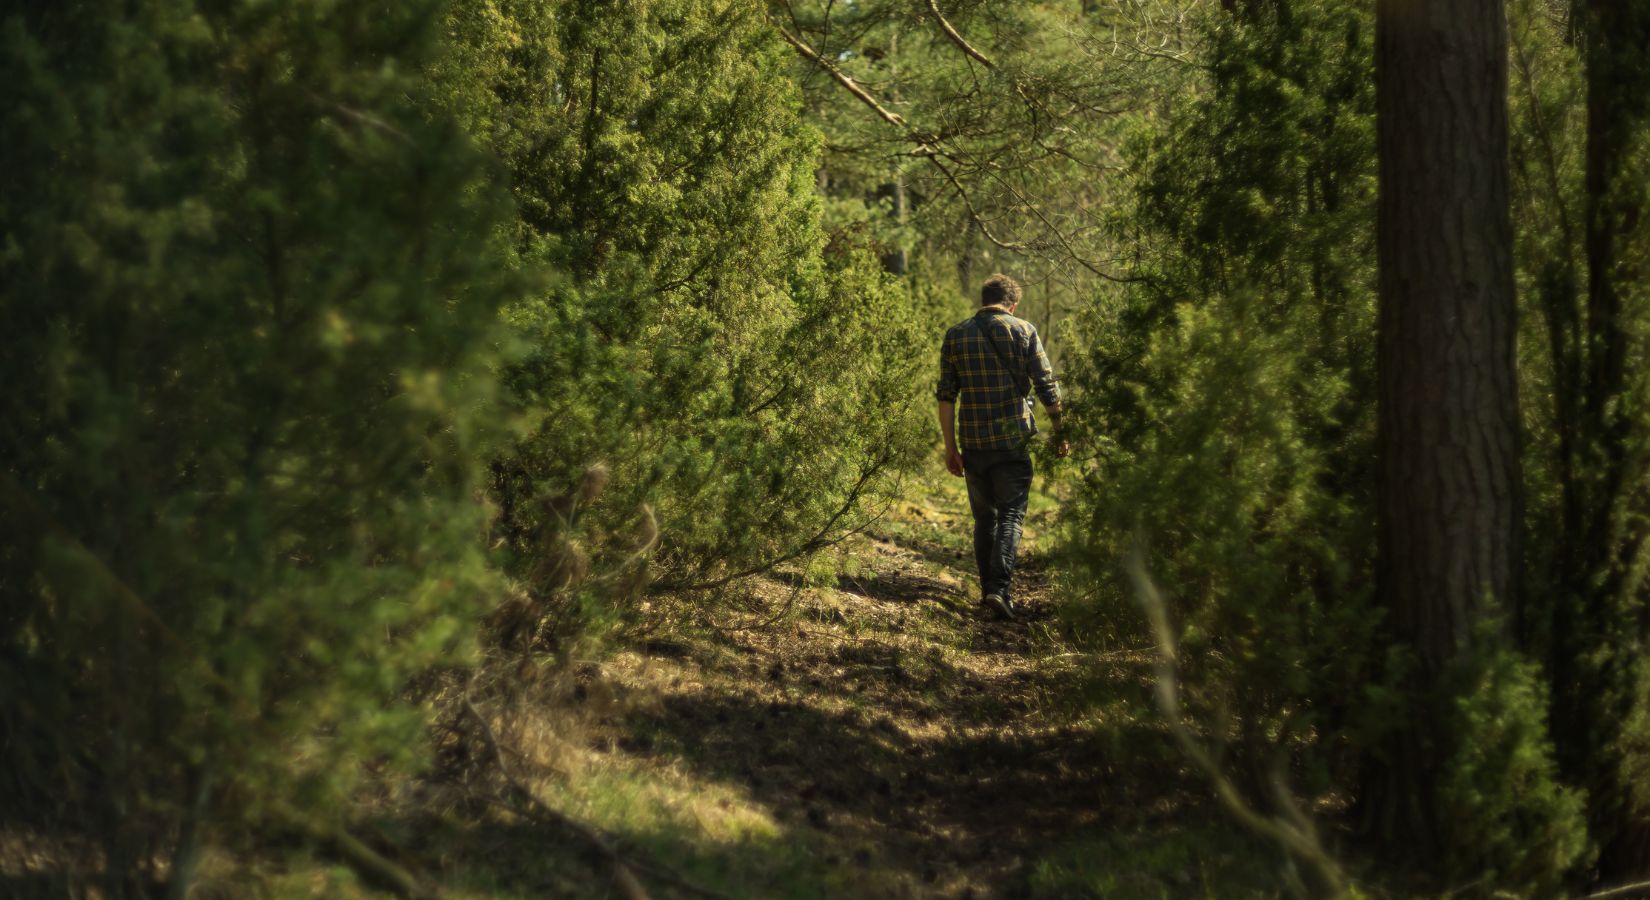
[935,274,1066,620]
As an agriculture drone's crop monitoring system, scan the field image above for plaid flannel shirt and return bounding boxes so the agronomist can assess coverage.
[935,307,1062,452]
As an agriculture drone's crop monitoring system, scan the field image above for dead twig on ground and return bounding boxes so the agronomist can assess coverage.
[721,558,817,633]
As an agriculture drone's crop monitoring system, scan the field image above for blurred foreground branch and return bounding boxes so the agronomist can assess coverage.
[1124,548,1353,899]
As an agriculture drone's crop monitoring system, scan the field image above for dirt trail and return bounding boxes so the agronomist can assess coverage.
[0,483,1252,899]
[577,486,1191,898]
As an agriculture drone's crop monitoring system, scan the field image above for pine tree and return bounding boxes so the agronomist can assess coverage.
[1060,0,1381,831]
[436,0,930,611]
[0,1,518,892]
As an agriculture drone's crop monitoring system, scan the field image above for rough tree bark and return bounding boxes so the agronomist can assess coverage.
[1369,0,1521,843]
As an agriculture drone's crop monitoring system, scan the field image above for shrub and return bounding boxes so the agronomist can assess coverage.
[0,0,518,889]
[436,0,930,615]
[1060,0,1380,799]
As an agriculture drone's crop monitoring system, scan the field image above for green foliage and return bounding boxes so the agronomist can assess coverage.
[1509,0,1650,875]
[1508,0,1587,559]
[7,0,1641,894]
[1436,634,1589,893]
[0,2,935,888]
[1062,2,1603,891]
[1060,0,1378,794]
[785,0,1173,344]
[0,0,517,881]
[437,0,929,605]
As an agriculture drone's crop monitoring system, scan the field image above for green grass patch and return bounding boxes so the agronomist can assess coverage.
[1028,821,1288,899]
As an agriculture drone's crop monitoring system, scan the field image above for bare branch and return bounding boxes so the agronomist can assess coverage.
[977,166,1142,283]
[271,800,442,899]
[923,153,1033,254]
[925,0,996,69]
[772,19,915,137]
[1583,879,1650,900]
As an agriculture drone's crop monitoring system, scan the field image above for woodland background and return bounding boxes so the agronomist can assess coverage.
[2,0,1649,897]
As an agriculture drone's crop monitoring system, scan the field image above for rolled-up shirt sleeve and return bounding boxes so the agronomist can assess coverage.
[1029,329,1061,409]
[935,331,960,402]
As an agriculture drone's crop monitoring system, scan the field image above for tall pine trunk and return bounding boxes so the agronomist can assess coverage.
[1369,0,1521,844]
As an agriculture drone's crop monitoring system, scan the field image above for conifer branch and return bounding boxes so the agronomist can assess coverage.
[774,13,1139,282]
[5,472,453,898]
[0,472,251,713]
[651,447,892,593]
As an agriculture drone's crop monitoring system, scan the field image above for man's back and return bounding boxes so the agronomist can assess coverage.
[936,307,1061,452]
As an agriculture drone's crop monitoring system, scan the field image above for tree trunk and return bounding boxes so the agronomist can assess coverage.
[877,172,909,276]
[1370,0,1520,841]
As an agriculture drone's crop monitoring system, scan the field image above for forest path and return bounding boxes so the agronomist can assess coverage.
[540,476,1231,899]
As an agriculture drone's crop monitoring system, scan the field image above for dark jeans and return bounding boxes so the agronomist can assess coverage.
[962,448,1033,602]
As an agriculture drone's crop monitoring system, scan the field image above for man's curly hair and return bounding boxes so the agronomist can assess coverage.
[981,273,1022,307]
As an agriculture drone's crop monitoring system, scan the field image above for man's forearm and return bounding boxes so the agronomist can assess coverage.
[938,400,957,451]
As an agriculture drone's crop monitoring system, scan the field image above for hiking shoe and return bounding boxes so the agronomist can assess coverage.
[983,593,1016,621]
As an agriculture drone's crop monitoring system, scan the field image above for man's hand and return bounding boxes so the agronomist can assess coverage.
[1049,409,1070,459]
[945,447,966,477]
